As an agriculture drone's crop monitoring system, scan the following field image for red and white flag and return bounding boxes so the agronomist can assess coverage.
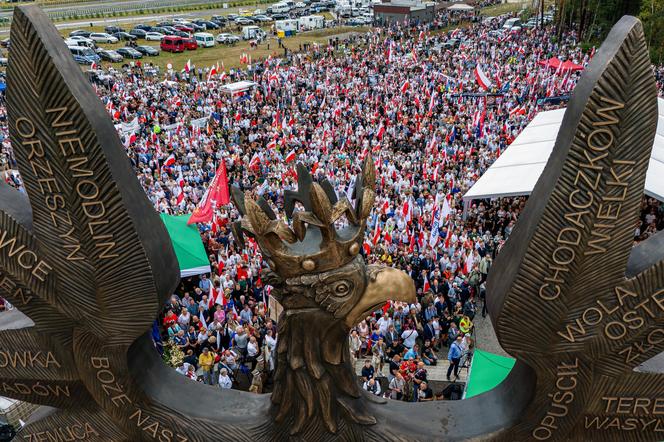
[163,154,176,168]
[474,64,493,90]
[400,80,410,94]
[184,59,192,73]
[285,150,296,163]
[187,162,230,225]
[377,124,386,140]
[249,153,261,170]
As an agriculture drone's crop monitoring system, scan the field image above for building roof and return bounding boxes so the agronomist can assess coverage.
[463,98,664,202]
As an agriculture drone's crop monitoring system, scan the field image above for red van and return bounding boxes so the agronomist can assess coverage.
[160,36,185,53]
[183,37,198,51]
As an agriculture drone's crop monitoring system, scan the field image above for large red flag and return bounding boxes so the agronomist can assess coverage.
[187,162,230,225]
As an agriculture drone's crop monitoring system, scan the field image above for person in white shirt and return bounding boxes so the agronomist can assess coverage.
[401,326,418,349]
[218,368,233,389]
[363,378,382,396]
[175,362,191,376]
[376,312,392,336]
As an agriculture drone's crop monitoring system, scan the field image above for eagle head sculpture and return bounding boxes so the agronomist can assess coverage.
[230,156,416,434]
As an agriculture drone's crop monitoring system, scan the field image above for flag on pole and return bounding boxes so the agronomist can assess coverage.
[184,59,192,73]
[163,154,176,168]
[187,162,230,225]
[474,64,493,90]
[285,150,296,163]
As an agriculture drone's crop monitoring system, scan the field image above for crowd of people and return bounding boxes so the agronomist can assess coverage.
[1,6,663,402]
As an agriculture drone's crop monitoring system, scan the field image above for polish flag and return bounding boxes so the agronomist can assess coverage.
[124,133,137,148]
[372,223,381,246]
[163,154,176,168]
[267,139,277,149]
[184,59,192,73]
[90,61,98,70]
[441,194,453,221]
[377,124,385,140]
[177,172,185,188]
[249,153,261,170]
[428,92,437,114]
[305,93,315,104]
[474,64,493,90]
[363,241,372,255]
[423,274,430,293]
[400,80,410,94]
[285,150,296,163]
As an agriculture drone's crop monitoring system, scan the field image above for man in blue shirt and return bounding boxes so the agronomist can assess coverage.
[447,335,463,381]
[199,274,211,295]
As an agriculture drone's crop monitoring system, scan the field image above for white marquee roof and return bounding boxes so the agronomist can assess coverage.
[463,98,664,202]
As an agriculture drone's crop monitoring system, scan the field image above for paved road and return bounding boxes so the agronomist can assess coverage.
[0,5,268,35]
[0,0,236,19]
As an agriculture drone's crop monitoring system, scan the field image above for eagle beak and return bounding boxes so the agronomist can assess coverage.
[344,266,416,328]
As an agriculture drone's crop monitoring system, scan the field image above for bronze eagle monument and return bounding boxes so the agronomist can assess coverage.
[0,5,663,441]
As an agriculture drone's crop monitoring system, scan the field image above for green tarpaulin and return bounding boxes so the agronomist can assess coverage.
[160,214,211,277]
[464,349,515,399]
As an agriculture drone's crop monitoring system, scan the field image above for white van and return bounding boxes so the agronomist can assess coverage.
[275,19,299,33]
[269,2,291,14]
[242,26,266,40]
[297,15,324,31]
[503,18,522,30]
[194,32,215,47]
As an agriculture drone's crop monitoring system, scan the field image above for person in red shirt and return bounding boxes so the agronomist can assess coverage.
[163,309,178,328]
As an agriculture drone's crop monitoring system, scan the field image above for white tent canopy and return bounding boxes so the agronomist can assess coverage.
[463,98,664,205]
[221,80,257,95]
[447,3,475,10]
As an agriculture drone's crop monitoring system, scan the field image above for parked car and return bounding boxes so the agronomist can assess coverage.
[98,49,123,62]
[253,14,272,22]
[216,33,240,44]
[271,13,289,20]
[113,32,137,42]
[158,26,177,35]
[346,17,365,26]
[133,24,152,31]
[188,22,206,31]
[69,45,101,64]
[116,47,143,59]
[89,33,118,43]
[135,45,160,56]
[211,15,227,23]
[104,25,124,34]
[160,35,186,52]
[171,30,188,38]
[193,19,220,29]
[65,37,90,48]
[130,28,148,38]
[0,38,9,48]
[183,37,198,50]
[67,35,95,48]
[174,24,194,33]
[69,30,91,38]
[226,14,239,20]
[145,32,165,41]
[235,17,255,25]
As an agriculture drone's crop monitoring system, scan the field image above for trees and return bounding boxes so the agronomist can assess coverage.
[553,0,642,43]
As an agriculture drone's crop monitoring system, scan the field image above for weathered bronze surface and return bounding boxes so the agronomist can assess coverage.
[0,5,663,441]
